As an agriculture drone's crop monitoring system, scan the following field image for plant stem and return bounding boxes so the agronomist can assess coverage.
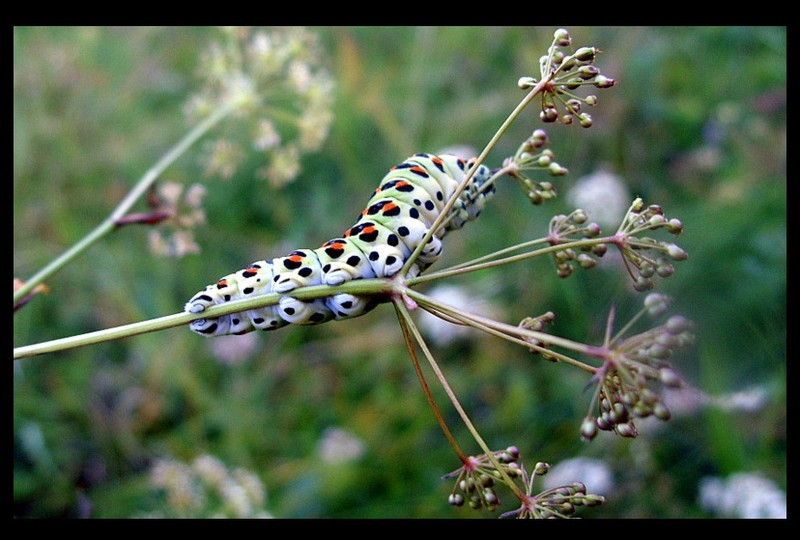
[393,298,527,499]
[409,235,613,286]
[404,288,602,372]
[394,302,468,462]
[13,278,396,359]
[14,100,240,305]
[399,78,550,278]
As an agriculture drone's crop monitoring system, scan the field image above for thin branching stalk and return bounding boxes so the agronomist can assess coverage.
[403,288,603,372]
[394,302,468,462]
[409,235,613,286]
[392,298,527,500]
[13,100,241,305]
[13,278,396,359]
[400,78,552,278]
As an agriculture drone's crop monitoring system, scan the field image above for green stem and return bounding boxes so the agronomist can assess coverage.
[392,298,526,499]
[13,277,396,359]
[409,235,615,286]
[404,288,601,372]
[393,301,467,462]
[399,77,551,278]
[14,100,241,305]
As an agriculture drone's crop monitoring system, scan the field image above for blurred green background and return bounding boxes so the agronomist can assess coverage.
[14,27,785,518]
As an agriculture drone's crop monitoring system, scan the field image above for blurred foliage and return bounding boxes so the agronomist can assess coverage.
[14,26,785,518]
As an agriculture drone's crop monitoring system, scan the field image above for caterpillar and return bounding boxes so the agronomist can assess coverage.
[185,153,495,336]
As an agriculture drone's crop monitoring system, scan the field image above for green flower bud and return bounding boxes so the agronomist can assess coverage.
[581,417,598,440]
[540,107,558,123]
[600,397,611,412]
[566,98,582,112]
[594,75,616,88]
[640,388,659,405]
[583,222,601,237]
[532,129,548,146]
[577,65,600,80]
[506,462,522,476]
[656,261,675,277]
[518,76,537,89]
[633,275,654,291]
[449,493,465,506]
[528,190,543,204]
[534,462,550,476]
[655,332,680,348]
[571,482,587,494]
[616,422,638,438]
[648,343,672,360]
[654,403,672,421]
[633,402,652,418]
[659,367,682,387]
[574,47,597,62]
[578,113,593,128]
[585,94,598,106]
[644,292,670,316]
[560,501,575,514]
[666,244,689,261]
[582,494,605,507]
[578,254,596,269]
[483,487,499,506]
[537,153,552,167]
[596,415,612,431]
[554,28,571,46]
[478,473,495,487]
[666,316,691,335]
[666,218,684,235]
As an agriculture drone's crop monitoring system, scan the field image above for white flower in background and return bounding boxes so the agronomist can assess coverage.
[318,427,366,464]
[566,169,630,230]
[417,284,500,347]
[699,472,786,518]
[146,453,271,518]
[541,457,614,497]
[184,26,334,188]
[209,332,260,365]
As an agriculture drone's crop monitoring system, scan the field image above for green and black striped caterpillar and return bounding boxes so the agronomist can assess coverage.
[185,153,495,336]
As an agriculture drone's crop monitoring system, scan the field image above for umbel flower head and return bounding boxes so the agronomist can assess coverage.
[444,447,604,518]
[518,28,615,128]
[580,294,694,441]
[184,26,335,187]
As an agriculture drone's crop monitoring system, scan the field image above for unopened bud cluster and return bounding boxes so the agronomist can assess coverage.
[518,28,615,128]
[615,198,688,291]
[445,447,605,518]
[547,210,605,278]
[581,296,694,441]
[518,311,556,358]
[500,461,605,519]
[506,129,565,205]
[445,446,522,511]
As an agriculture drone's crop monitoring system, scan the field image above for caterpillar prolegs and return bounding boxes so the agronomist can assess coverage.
[184,153,495,336]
